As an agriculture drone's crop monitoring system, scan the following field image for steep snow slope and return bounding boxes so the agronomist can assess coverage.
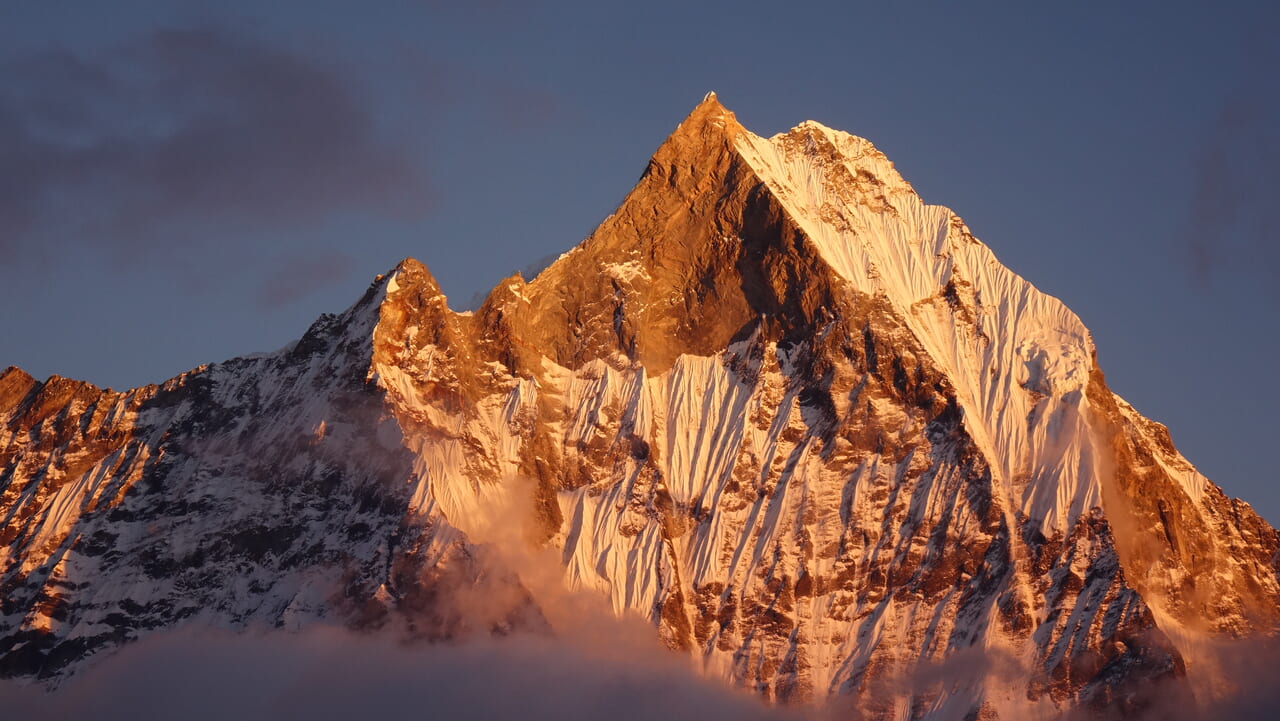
[735,117,1103,535]
[729,102,1280,699]
[1,95,1276,721]
[0,282,533,678]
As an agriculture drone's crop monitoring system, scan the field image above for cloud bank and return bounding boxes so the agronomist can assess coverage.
[0,625,802,721]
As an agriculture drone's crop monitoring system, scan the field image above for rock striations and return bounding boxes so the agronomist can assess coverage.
[1,95,1276,720]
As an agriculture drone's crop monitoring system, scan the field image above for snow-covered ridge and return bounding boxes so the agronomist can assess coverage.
[338,106,1280,711]
[735,120,1110,534]
[1,97,1277,721]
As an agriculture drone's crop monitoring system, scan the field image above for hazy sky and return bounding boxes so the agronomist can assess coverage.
[2,1,1277,520]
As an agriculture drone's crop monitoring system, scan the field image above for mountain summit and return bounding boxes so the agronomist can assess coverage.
[1,97,1276,720]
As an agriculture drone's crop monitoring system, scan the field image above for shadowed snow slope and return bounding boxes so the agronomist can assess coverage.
[1,95,1276,721]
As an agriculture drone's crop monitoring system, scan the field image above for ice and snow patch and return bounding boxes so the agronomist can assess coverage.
[733,119,1102,533]
[603,260,648,285]
[1015,334,1088,397]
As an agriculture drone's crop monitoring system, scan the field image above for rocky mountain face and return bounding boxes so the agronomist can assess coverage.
[2,95,1277,720]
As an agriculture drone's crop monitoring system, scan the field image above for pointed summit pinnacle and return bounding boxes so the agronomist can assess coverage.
[672,91,741,141]
[695,90,729,116]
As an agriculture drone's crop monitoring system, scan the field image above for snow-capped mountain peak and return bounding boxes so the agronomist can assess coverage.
[1,96,1276,720]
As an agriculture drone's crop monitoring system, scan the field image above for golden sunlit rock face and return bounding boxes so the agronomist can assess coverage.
[1,97,1277,720]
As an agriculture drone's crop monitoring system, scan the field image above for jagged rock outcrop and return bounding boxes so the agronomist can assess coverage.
[2,94,1276,720]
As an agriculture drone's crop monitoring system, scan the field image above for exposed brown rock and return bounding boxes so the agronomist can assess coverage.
[0,96,1276,721]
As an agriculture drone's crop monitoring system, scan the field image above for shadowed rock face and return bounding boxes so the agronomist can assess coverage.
[1,96,1276,719]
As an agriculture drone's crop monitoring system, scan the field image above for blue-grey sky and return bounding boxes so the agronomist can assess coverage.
[2,1,1277,521]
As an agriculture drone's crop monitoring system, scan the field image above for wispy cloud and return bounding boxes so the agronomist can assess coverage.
[0,626,799,721]
[0,476,799,721]
[1186,62,1280,292]
[256,250,358,309]
[3,476,1279,721]
[0,25,432,293]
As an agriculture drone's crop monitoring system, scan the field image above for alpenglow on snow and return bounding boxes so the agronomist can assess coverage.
[1,95,1276,721]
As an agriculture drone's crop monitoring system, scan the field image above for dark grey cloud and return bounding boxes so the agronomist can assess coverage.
[0,25,431,276]
[257,250,358,308]
[1186,60,1280,292]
